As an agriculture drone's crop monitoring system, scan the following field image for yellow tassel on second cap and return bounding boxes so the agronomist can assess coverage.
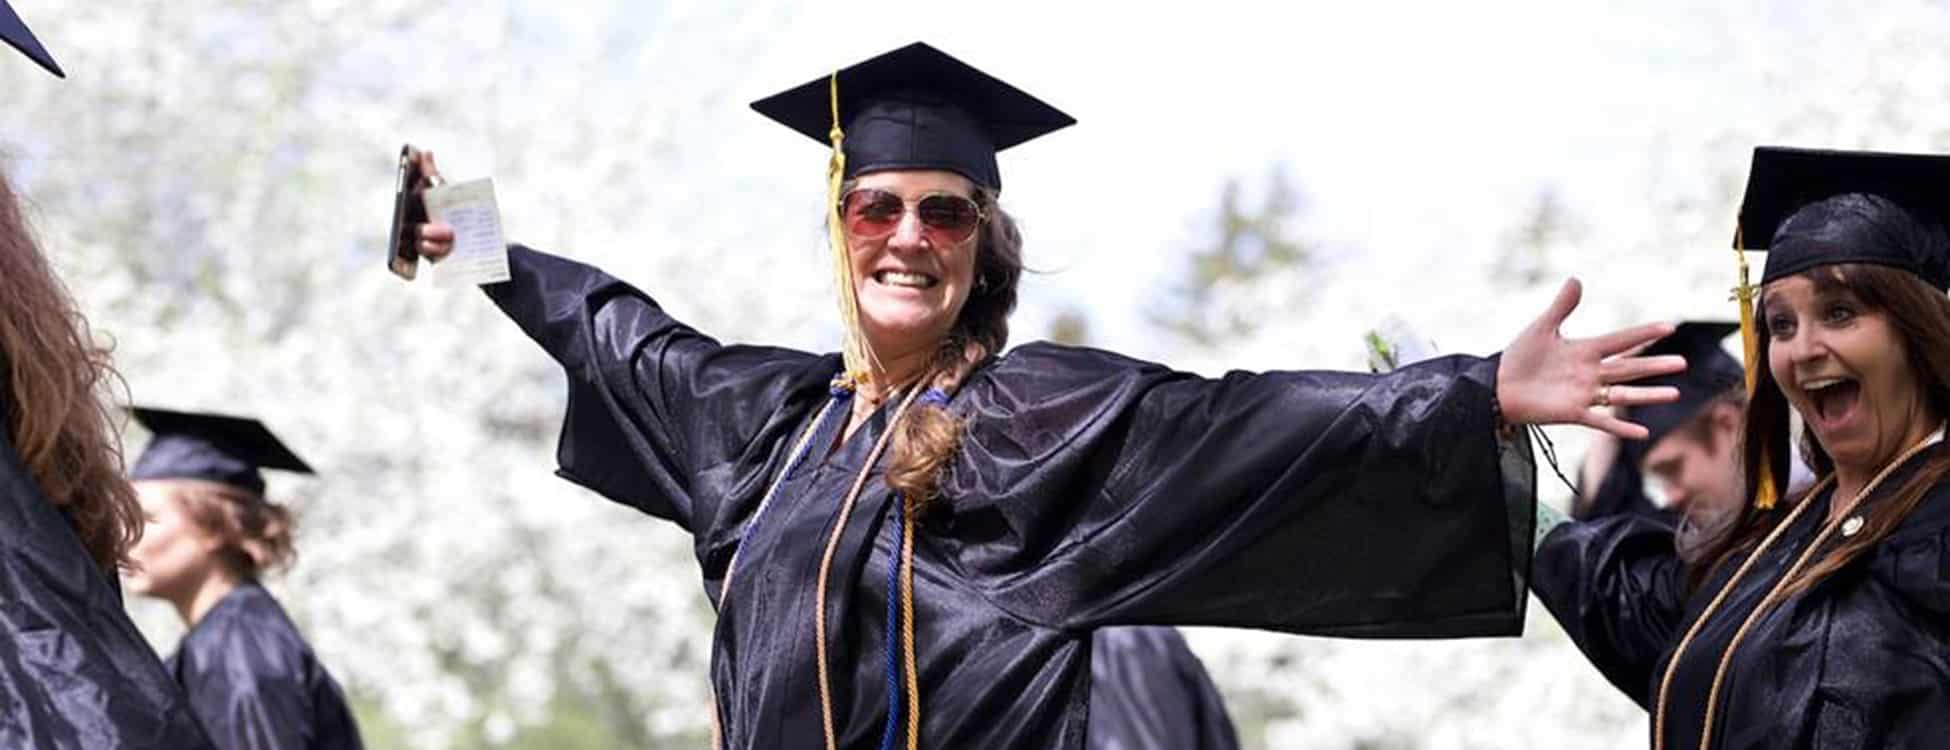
[1733,227,1778,510]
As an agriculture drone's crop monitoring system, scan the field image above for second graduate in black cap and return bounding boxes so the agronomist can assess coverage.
[412,41,1684,749]
[1575,323,1749,541]
[125,408,365,750]
[1534,146,1950,750]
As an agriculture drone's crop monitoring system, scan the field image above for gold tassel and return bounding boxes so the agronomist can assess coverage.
[1732,227,1778,510]
[826,70,874,387]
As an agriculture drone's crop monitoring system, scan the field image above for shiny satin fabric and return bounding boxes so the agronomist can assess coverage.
[0,406,214,749]
[165,582,363,750]
[1534,444,1950,749]
[487,245,1537,749]
[1087,627,1238,750]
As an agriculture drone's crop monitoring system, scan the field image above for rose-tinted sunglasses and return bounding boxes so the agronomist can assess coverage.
[838,188,986,245]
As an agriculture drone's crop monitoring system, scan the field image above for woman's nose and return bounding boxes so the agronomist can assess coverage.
[1783,326,1827,367]
[887,210,927,251]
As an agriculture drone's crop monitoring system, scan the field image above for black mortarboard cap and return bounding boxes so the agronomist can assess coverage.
[1627,322,1743,448]
[750,42,1075,191]
[1735,146,1950,289]
[0,0,62,78]
[130,408,313,494]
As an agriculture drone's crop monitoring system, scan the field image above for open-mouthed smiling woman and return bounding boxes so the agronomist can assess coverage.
[1535,146,1950,750]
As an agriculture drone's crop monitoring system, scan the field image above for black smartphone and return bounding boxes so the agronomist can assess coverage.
[387,144,428,280]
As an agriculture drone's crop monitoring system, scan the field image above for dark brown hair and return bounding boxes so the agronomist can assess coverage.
[0,171,142,572]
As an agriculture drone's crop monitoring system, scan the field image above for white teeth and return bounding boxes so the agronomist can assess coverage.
[1803,377,1846,391]
[875,271,936,288]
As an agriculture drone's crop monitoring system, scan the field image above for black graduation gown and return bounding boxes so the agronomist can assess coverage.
[1087,627,1238,750]
[486,245,1537,749]
[0,403,213,748]
[1534,444,1950,749]
[165,582,363,750]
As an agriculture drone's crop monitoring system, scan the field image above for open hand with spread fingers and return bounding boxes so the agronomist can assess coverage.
[1495,278,1688,439]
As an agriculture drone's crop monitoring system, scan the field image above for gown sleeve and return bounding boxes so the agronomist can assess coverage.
[0,403,214,748]
[1529,513,1690,708]
[940,343,1536,639]
[482,245,833,537]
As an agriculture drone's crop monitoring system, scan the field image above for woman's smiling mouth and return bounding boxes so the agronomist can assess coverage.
[874,270,939,289]
[1804,375,1862,430]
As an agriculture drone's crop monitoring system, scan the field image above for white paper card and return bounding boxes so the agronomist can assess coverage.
[423,178,511,287]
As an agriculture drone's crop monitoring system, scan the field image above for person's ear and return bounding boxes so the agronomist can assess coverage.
[1712,401,1745,443]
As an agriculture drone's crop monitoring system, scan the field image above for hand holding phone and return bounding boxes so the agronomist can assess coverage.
[387,144,442,279]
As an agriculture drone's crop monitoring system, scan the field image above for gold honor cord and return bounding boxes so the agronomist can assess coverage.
[1654,428,1944,750]
[815,385,926,750]
[1649,475,1818,750]
[1732,227,1778,511]
[708,398,841,750]
[900,500,921,750]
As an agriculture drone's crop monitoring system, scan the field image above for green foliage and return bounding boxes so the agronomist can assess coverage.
[1047,307,1093,346]
[1150,168,1312,348]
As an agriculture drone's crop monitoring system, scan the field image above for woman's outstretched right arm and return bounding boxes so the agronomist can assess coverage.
[412,155,826,535]
[484,246,829,534]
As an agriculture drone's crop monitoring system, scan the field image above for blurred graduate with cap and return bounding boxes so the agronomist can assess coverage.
[409,41,1682,748]
[1533,146,1950,749]
[124,408,364,750]
[0,6,214,747]
[1087,627,1238,750]
[1574,322,1753,558]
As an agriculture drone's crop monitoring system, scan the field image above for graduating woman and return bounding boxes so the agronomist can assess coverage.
[123,409,364,750]
[412,42,1683,749]
[0,10,213,747]
[1534,146,1950,749]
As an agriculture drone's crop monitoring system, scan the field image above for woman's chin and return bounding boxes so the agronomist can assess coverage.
[861,314,949,350]
[121,575,156,596]
[1817,434,1903,478]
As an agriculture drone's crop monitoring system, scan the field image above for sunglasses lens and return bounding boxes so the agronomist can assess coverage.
[842,190,983,244]
[918,195,982,243]
[842,189,902,239]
